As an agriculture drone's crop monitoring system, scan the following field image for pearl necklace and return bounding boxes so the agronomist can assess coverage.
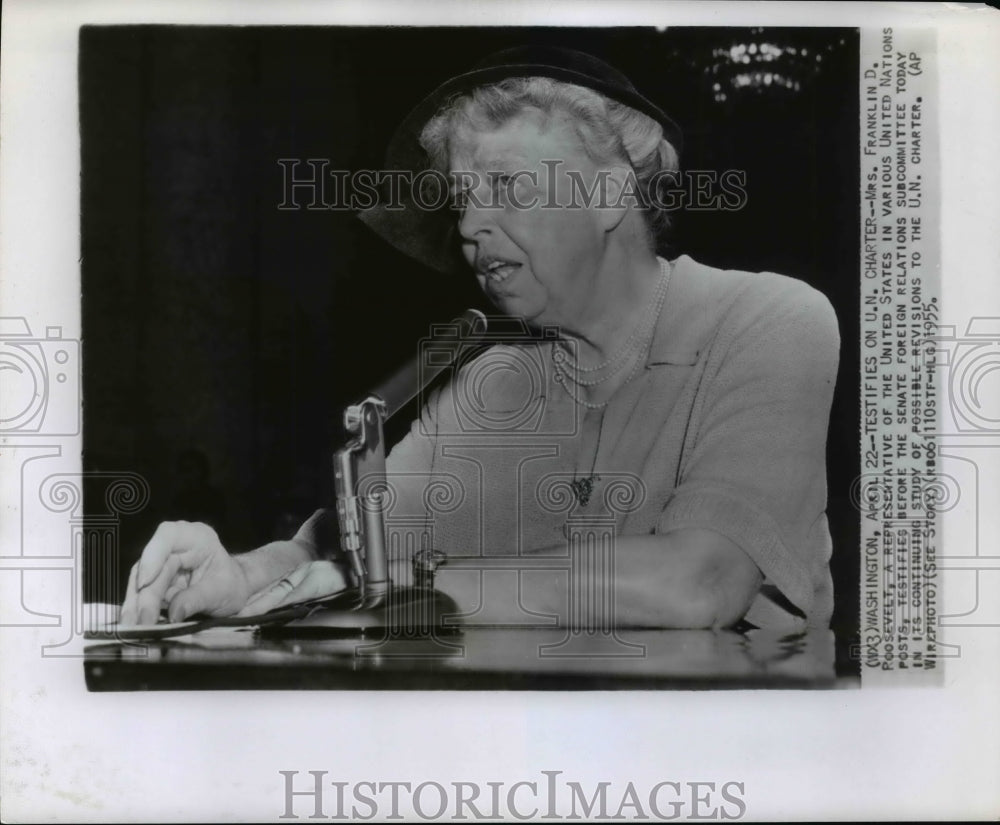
[555,257,673,376]
[552,258,672,409]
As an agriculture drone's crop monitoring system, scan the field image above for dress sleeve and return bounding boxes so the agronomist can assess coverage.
[656,276,841,628]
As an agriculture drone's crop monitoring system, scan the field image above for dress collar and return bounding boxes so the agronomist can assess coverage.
[644,255,714,367]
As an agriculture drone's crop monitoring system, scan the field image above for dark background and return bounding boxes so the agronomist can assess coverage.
[80,26,860,672]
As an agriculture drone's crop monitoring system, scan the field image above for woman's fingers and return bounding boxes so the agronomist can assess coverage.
[162,569,193,607]
[275,562,347,608]
[167,580,217,623]
[118,563,141,626]
[119,521,227,626]
[134,521,182,591]
[237,563,310,617]
[135,521,218,590]
[237,561,347,617]
[134,552,183,625]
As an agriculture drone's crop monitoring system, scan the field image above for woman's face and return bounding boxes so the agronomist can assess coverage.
[447,108,615,328]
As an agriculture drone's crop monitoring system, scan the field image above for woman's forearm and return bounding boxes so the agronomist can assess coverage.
[598,532,760,628]
[245,527,763,629]
[433,530,762,630]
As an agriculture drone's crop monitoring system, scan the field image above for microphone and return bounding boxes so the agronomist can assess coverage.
[371,308,488,419]
[333,308,489,597]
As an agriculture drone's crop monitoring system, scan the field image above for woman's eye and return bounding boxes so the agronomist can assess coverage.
[492,175,515,204]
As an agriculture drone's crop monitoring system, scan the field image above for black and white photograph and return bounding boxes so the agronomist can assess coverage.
[81,25,859,686]
[2,1,999,821]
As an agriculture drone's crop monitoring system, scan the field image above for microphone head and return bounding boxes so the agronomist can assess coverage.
[460,308,488,336]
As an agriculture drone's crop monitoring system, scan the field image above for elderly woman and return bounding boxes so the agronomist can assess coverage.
[120,46,839,633]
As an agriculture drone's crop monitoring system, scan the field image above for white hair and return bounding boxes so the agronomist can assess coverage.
[418,76,680,242]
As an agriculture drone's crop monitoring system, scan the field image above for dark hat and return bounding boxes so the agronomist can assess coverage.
[357,45,683,274]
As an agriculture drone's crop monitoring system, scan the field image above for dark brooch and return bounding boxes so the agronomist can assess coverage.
[570,475,600,507]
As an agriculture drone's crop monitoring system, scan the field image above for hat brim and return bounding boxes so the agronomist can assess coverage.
[357,62,683,275]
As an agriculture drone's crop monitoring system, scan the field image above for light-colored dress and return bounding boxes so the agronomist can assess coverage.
[295,255,841,632]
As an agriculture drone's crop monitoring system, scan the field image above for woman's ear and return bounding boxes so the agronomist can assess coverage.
[596,165,638,233]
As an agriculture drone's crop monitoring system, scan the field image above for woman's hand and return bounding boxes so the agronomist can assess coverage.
[236,560,348,617]
[119,521,252,625]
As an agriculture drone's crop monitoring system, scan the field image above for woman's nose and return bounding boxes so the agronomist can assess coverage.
[457,194,497,241]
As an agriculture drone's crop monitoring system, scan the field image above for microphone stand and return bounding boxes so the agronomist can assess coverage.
[274,309,487,636]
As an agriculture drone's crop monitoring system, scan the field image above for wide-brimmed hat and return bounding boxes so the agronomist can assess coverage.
[357,45,683,274]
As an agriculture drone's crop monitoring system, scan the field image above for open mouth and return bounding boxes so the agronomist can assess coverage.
[482,259,522,284]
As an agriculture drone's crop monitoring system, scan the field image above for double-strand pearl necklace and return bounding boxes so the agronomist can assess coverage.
[552,258,672,409]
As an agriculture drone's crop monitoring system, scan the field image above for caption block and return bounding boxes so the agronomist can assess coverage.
[859,28,940,684]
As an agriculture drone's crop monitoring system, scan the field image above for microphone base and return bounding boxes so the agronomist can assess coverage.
[260,586,462,638]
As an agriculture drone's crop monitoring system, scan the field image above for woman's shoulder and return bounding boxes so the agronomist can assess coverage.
[673,254,832,307]
[670,254,838,343]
